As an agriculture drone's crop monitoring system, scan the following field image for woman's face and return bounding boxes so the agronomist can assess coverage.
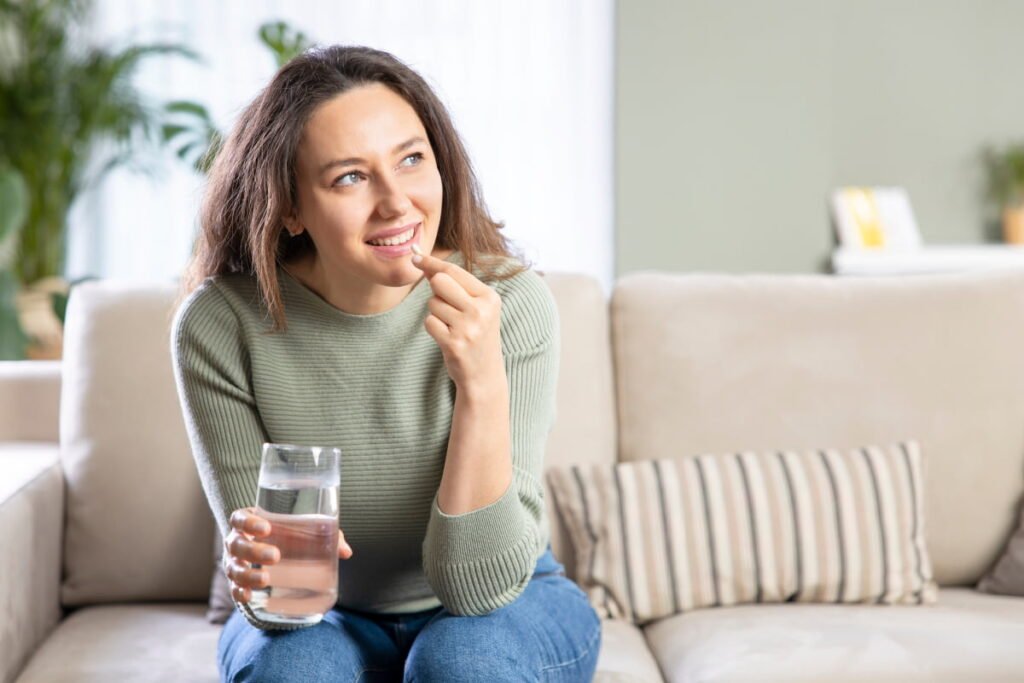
[286,83,444,290]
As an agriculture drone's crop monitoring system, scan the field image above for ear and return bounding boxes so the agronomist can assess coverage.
[282,213,304,237]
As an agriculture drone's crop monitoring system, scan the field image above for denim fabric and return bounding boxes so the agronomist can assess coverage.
[218,545,601,682]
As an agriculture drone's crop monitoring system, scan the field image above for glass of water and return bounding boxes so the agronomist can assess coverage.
[249,443,341,625]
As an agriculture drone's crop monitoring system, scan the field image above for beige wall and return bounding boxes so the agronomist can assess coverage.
[616,0,1024,275]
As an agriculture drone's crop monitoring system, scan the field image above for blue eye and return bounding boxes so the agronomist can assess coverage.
[334,172,362,187]
[401,152,425,166]
[332,152,425,187]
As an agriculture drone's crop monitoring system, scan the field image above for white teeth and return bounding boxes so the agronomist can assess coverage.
[368,227,414,247]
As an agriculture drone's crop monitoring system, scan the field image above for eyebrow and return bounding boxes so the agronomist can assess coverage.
[317,136,427,174]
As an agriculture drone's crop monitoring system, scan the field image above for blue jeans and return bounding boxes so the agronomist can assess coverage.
[217,545,602,682]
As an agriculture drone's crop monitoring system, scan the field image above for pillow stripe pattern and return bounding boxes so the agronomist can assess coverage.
[547,441,937,625]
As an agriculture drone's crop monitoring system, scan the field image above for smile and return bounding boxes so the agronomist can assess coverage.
[365,222,421,258]
[367,226,415,246]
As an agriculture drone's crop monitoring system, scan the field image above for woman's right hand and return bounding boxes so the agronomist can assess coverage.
[224,506,353,604]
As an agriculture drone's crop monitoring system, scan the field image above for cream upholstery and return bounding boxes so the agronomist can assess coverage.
[58,282,214,605]
[593,619,666,682]
[613,270,1024,586]
[3,269,1024,683]
[0,361,60,442]
[13,605,220,683]
[542,273,618,580]
[0,444,62,683]
[644,588,1024,682]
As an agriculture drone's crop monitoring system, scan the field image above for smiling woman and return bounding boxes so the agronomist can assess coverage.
[170,45,601,682]
[180,46,525,328]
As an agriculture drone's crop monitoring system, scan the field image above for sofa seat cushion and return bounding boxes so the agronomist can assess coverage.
[594,617,666,682]
[643,587,1024,683]
[14,604,219,683]
[12,604,657,682]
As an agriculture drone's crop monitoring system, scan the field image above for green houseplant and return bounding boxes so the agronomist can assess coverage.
[0,0,200,358]
[0,3,313,360]
[0,164,30,359]
[161,20,313,172]
[981,143,1024,244]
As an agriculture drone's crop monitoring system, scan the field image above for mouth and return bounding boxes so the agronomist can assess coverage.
[365,222,420,258]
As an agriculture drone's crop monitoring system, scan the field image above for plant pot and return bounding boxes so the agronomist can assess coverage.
[1003,205,1024,245]
[16,277,69,360]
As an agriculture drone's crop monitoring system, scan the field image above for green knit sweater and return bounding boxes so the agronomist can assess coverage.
[170,251,559,630]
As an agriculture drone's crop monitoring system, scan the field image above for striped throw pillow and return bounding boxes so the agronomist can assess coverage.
[546,441,937,625]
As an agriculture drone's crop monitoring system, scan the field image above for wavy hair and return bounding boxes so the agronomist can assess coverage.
[177,45,526,331]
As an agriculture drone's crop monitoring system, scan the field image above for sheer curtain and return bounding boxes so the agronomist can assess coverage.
[66,0,614,293]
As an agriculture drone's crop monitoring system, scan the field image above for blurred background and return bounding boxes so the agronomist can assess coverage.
[2,0,1024,361]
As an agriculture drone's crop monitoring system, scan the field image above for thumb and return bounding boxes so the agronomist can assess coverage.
[338,535,353,559]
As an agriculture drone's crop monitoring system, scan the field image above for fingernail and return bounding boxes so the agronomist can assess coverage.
[261,548,276,562]
[411,253,423,264]
[255,522,270,533]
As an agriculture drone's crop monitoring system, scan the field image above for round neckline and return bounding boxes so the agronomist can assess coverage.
[277,251,462,322]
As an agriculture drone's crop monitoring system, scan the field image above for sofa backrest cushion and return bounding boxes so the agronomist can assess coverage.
[611,270,1024,586]
[60,281,214,605]
[540,273,618,577]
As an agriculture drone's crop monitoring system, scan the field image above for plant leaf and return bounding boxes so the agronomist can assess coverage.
[0,164,28,246]
[0,270,28,360]
[164,100,212,121]
[258,20,314,68]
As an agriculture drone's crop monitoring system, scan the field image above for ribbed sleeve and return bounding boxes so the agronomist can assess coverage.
[170,282,302,631]
[421,269,561,615]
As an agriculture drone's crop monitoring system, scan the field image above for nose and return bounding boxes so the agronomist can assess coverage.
[375,174,412,218]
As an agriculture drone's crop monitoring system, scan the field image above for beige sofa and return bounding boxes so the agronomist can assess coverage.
[3,268,1024,683]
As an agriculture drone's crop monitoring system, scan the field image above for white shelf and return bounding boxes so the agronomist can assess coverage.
[832,245,1024,276]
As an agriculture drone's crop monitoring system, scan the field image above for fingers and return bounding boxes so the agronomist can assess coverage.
[425,272,474,311]
[228,533,280,564]
[231,583,251,603]
[426,295,460,327]
[225,507,355,604]
[423,313,450,342]
[227,565,270,593]
[411,251,490,298]
[227,508,279,564]
[230,507,270,536]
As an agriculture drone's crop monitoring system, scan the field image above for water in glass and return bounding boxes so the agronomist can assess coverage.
[249,444,340,625]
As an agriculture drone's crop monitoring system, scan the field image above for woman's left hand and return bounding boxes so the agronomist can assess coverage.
[412,251,505,393]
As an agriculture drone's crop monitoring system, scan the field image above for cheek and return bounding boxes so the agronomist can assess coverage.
[412,167,444,212]
[322,198,372,235]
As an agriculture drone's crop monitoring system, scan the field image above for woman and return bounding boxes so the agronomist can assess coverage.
[170,45,601,681]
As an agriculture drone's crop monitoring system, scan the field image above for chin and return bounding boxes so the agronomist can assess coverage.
[378,262,420,287]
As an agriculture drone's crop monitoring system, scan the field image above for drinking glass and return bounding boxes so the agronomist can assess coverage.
[249,443,341,625]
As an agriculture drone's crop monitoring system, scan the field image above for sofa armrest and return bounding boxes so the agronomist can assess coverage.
[0,443,63,683]
[0,361,61,442]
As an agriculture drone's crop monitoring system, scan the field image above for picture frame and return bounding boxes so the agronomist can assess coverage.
[830,186,922,250]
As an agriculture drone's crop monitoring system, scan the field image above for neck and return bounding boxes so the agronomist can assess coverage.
[283,248,454,315]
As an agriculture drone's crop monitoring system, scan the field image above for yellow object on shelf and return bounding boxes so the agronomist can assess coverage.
[831,186,921,251]
[843,188,885,249]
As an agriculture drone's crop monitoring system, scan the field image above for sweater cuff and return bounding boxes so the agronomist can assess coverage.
[235,597,315,632]
[427,480,530,561]
[422,481,539,615]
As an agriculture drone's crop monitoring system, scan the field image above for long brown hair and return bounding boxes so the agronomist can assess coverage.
[178,45,526,331]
